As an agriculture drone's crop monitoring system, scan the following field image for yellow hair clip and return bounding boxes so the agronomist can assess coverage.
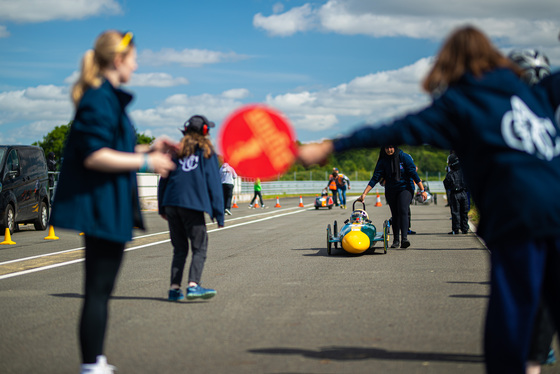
[116,32,133,53]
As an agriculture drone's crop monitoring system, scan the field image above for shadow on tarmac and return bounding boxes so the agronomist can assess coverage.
[294,247,386,257]
[248,346,483,363]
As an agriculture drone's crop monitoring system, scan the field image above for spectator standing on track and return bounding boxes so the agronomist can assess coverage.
[50,30,176,374]
[336,171,351,209]
[158,115,224,302]
[297,26,560,374]
[327,168,339,206]
[443,153,469,234]
[220,162,237,215]
[249,178,265,208]
[47,152,57,200]
[360,146,426,248]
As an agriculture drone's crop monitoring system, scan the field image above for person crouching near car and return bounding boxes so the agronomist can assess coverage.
[158,115,225,301]
[443,153,469,234]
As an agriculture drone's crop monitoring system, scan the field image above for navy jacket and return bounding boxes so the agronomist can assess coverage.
[368,150,421,194]
[333,68,560,245]
[50,80,142,243]
[539,71,560,125]
[158,148,225,227]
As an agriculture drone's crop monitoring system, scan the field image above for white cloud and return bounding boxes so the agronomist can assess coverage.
[0,85,71,123]
[254,0,560,47]
[265,58,433,131]
[139,48,249,68]
[0,84,73,144]
[0,0,121,23]
[130,89,251,141]
[0,25,9,38]
[129,73,189,87]
[253,3,316,37]
[64,71,189,88]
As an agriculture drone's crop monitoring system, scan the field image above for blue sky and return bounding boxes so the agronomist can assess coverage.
[1,0,559,148]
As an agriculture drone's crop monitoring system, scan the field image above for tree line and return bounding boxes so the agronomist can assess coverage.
[32,122,154,166]
[283,143,450,181]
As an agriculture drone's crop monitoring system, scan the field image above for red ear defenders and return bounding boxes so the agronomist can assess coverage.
[182,115,215,136]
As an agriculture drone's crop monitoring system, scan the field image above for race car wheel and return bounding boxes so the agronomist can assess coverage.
[326,224,332,256]
[383,220,389,254]
[333,221,338,248]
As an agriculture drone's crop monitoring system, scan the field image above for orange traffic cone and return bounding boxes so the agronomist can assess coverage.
[375,192,383,207]
[298,196,304,207]
[274,197,282,208]
[254,200,259,208]
[44,225,59,240]
[1,227,16,245]
[232,196,239,208]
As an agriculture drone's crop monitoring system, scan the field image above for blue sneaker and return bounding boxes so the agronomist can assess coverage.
[168,288,184,301]
[186,284,217,300]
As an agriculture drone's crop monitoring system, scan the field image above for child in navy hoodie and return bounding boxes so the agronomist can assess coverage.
[298,26,560,374]
[158,115,224,301]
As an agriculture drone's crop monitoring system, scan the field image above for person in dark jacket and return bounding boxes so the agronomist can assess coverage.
[158,115,224,302]
[509,48,557,373]
[359,146,427,248]
[443,154,469,234]
[50,30,176,374]
[47,152,57,200]
[298,26,560,374]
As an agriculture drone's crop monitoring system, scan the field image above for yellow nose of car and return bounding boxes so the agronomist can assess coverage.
[341,230,370,254]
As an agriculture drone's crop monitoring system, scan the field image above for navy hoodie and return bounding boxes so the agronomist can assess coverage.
[51,80,142,243]
[333,68,560,245]
[368,150,421,194]
[158,147,224,226]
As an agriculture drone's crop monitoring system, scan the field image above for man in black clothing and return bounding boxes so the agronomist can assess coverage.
[443,154,469,234]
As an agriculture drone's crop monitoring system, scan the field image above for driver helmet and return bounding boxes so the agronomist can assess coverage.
[350,209,369,224]
[508,49,551,86]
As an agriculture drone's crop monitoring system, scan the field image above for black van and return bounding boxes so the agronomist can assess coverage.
[0,145,50,234]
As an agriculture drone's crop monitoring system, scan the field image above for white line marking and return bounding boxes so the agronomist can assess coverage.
[0,207,311,280]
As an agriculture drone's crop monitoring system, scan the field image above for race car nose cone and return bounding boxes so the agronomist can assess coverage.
[342,230,370,254]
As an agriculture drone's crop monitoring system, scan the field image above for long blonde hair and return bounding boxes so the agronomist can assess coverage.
[177,131,215,159]
[422,26,522,94]
[71,30,135,107]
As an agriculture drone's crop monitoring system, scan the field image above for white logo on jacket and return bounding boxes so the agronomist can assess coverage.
[179,155,199,172]
[502,96,560,160]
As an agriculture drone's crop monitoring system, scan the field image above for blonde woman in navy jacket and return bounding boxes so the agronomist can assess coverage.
[158,115,224,302]
[51,31,176,373]
[299,26,560,374]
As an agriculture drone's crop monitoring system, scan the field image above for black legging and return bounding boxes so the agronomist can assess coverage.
[386,189,413,242]
[80,236,125,364]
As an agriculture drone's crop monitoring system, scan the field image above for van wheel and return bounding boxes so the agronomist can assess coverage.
[2,205,15,234]
[33,201,48,231]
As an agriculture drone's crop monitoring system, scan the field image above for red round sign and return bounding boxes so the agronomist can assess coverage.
[218,104,297,179]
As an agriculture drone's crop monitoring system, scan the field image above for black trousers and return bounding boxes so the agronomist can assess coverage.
[222,183,234,210]
[450,191,469,233]
[330,189,338,205]
[386,189,412,242]
[80,236,125,363]
[166,206,208,286]
[250,191,264,206]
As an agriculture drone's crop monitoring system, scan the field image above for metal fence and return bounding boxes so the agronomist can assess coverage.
[50,172,446,202]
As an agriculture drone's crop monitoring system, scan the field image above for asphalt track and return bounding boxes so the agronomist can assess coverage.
[0,196,557,373]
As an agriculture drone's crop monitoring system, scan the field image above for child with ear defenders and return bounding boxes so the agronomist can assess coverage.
[158,115,225,301]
